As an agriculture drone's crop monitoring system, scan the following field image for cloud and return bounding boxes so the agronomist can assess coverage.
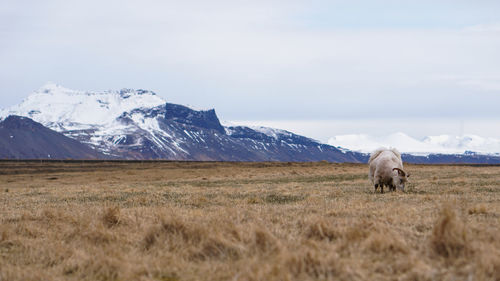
[1,1,500,121]
[463,23,500,33]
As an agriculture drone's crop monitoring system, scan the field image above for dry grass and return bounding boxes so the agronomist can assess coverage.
[1,161,500,280]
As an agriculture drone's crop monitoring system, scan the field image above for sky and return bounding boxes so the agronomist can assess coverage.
[1,0,500,143]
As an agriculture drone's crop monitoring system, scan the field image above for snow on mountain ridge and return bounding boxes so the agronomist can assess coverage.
[250,126,290,140]
[4,84,499,159]
[0,83,166,129]
[2,84,308,159]
[328,133,500,155]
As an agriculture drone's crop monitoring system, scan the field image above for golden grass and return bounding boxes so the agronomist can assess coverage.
[1,161,500,280]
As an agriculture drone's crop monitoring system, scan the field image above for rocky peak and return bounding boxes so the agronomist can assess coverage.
[164,103,225,134]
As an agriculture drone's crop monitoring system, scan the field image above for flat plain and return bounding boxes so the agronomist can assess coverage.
[1,161,500,281]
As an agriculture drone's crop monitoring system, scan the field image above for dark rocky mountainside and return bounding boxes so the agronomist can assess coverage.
[0,116,105,159]
[63,104,364,162]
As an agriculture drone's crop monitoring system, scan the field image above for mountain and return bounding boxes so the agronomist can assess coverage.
[0,115,105,159]
[1,83,499,164]
[401,152,500,164]
[0,83,361,162]
[328,133,500,156]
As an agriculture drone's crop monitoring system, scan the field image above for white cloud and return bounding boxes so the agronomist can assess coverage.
[457,78,500,92]
[1,1,500,122]
[463,23,500,33]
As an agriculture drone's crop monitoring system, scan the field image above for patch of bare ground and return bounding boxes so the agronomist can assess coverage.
[1,161,500,280]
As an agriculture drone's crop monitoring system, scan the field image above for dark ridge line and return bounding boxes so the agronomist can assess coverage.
[1,159,500,167]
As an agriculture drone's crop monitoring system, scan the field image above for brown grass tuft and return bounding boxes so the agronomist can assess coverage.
[429,204,470,259]
[160,216,203,244]
[193,236,242,260]
[363,229,409,255]
[252,227,280,254]
[77,251,122,281]
[473,244,500,280]
[101,206,121,228]
[284,250,345,280]
[343,220,373,243]
[0,228,8,243]
[305,219,340,241]
[144,215,204,250]
[468,204,488,215]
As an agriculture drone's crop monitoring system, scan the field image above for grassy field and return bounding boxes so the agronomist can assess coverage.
[1,161,500,281]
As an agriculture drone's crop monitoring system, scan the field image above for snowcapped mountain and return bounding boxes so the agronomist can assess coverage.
[328,133,500,156]
[2,83,500,163]
[0,83,361,161]
[1,83,165,130]
[0,83,172,157]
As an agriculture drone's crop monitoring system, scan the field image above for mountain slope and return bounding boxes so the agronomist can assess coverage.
[1,83,499,163]
[0,84,360,162]
[0,116,105,159]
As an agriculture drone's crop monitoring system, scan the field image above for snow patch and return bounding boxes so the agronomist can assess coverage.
[328,133,500,155]
[0,82,166,129]
[250,126,288,139]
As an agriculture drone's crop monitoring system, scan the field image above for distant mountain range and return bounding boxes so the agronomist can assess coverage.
[1,83,499,164]
[329,133,500,156]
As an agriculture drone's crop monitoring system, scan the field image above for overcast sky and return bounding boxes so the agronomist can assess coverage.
[1,0,500,140]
